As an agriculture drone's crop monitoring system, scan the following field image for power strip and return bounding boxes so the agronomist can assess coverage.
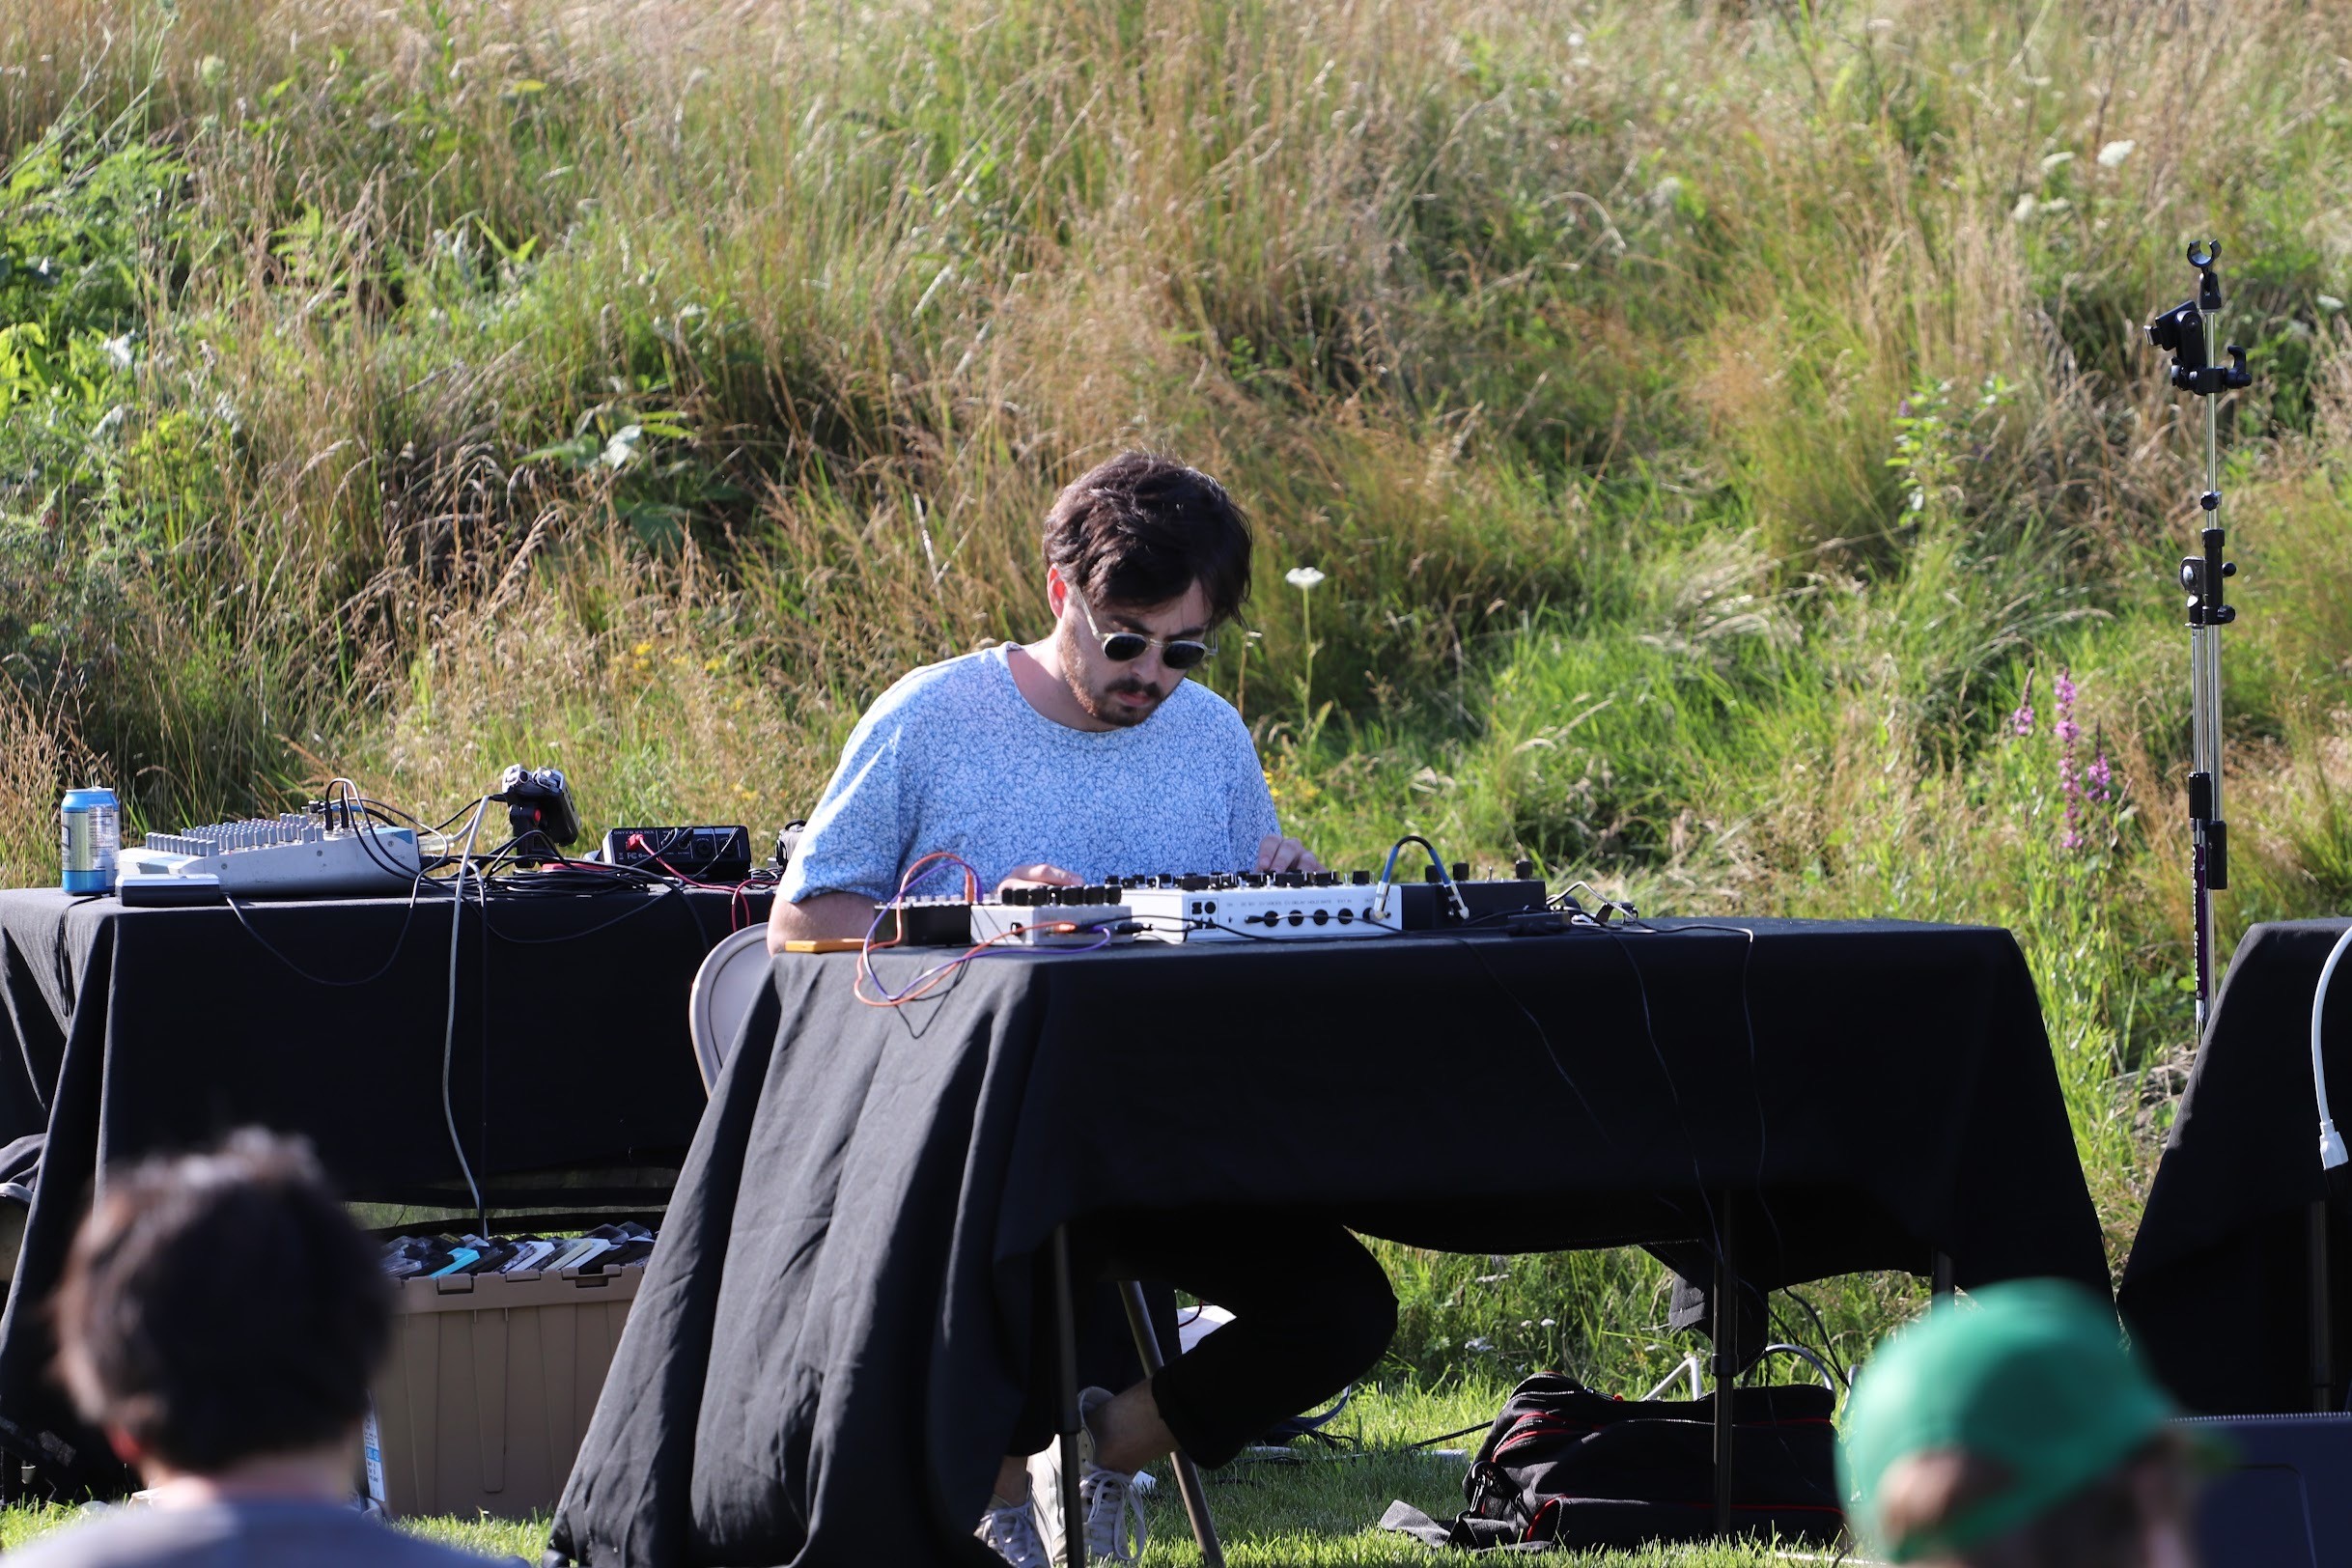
[872,887,1137,948]
[968,898,1138,948]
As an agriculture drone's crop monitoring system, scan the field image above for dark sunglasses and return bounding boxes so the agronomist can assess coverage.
[1071,591,1218,670]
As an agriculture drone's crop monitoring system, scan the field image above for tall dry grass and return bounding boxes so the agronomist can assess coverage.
[6,0,2352,1386]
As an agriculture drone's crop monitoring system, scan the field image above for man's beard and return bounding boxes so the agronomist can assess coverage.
[1056,624,1165,727]
[1071,670,1164,728]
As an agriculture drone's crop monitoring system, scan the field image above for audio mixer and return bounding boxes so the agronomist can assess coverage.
[116,815,423,901]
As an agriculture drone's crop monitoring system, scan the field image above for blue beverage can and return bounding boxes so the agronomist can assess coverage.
[61,787,122,894]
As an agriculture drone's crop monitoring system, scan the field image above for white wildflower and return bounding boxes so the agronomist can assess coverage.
[1285,566,1327,591]
[2096,139,2136,167]
[600,425,644,469]
[2319,295,2345,313]
[2010,193,2038,223]
[2039,151,2075,174]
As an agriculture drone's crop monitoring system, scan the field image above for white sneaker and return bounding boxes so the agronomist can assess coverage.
[1027,1386,1149,1566]
[975,1495,1050,1568]
[1075,1464,1148,1564]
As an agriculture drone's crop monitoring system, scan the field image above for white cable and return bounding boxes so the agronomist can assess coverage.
[442,798,490,1223]
[2317,927,2352,1172]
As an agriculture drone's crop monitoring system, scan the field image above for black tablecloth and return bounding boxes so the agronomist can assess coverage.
[0,883,765,1494]
[2119,918,2352,1414]
[547,918,2106,1568]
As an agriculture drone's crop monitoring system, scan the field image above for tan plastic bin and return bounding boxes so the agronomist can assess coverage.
[371,1265,640,1519]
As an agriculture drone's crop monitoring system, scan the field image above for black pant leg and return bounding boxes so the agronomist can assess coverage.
[1094,1208,1396,1469]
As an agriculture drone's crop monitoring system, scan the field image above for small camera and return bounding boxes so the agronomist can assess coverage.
[496,764,581,858]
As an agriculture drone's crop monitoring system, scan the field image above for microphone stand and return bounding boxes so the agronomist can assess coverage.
[2150,245,2331,1404]
[2146,240,2251,1040]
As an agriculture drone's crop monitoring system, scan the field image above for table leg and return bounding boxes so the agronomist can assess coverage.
[1052,1226,1087,1568]
[1117,1280,1226,1568]
[2311,1200,2334,1414]
[1711,1199,1737,1537]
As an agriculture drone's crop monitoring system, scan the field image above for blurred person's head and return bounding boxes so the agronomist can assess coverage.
[1841,1279,2209,1568]
[53,1130,388,1495]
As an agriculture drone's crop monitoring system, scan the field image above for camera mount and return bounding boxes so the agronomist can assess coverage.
[2145,240,2252,1037]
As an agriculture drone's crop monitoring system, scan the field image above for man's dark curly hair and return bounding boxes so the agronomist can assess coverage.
[54,1129,390,1473]
[1043,453,1254,626]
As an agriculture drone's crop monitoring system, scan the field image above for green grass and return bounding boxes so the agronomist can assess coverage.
[5,0,2352,1556]
[0,1381,1820,1564]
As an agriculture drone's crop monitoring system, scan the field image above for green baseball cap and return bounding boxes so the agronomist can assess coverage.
[1839,1279,2191,1562]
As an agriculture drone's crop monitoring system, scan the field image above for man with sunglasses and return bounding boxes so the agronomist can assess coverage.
[770,452,1320,939]
[769,453,1396,1567]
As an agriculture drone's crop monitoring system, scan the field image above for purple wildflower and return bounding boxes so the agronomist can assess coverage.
[2087,750,2113,803]
[2010,669,2035,737]
[2057,668,2084,853]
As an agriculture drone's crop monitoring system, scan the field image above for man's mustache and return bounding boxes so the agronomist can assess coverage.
[1107,680,1162,700]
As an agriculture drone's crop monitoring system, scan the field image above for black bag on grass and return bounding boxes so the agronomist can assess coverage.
[1380,1372,1844,1553]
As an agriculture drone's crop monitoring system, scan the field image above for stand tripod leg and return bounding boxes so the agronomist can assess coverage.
[1711,1198,1738,1537]
[1932,1251,1955,1300]
[1117,1281,1225,1568]
[1051,1226,1087,1568]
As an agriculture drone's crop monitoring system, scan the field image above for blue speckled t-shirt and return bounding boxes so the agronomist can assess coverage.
[779,644,1282,903]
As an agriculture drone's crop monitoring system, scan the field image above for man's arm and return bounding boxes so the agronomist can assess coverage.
[768,890,880,948]
[770,697,910,952]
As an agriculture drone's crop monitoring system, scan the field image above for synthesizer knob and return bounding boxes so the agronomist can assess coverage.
[1351,869,1370,885]
[1515,859,1535,880]
[1424,865,1443,883]
[1451,862,1470,882]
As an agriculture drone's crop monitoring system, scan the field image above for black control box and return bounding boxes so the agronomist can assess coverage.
[1393,873,1551,931]
[873,897,974,946]
[602,826,755,882]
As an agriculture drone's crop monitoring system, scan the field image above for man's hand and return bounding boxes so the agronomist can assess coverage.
[1255,835,1324,875]
[995,864,1084,897]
